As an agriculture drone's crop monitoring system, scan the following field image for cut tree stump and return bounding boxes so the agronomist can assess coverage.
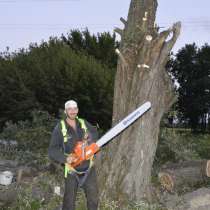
[158,160,210,192]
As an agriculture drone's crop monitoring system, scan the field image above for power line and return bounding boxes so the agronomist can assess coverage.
[0,19,210,31]
[1,22,210,30]
[0,24,115,31]
[1,20,210,25]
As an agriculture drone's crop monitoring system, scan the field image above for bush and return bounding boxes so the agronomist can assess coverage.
[0,110,56,157]
[154,128,210,167]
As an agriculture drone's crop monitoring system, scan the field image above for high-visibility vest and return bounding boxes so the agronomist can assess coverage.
[60,118,94,178]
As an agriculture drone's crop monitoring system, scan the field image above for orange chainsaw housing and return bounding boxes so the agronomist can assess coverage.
[70,141,100,168]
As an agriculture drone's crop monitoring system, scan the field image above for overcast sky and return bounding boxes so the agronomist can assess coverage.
[0,0,210,53]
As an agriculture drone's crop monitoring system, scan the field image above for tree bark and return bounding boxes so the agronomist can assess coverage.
[98,0,181,203]
[158,160,210,192]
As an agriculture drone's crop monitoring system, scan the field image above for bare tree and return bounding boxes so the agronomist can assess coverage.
[98,0,181,204]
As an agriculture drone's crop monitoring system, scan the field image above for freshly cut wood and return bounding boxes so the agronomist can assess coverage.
[158,160,210,192]
[206,160,210,177]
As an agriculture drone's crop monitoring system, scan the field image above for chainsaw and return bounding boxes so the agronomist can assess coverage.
[69,101,151,167]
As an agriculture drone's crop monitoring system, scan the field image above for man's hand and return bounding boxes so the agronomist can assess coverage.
[66,153,78,164]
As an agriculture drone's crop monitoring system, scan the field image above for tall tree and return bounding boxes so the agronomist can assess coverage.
[0,57,37,127]
[99,0,181,203]
[198,45,210,130]
[62,29,119,68]
[169,43,210,131]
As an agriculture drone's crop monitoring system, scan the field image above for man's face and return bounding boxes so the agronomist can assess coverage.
[66,107,78,120]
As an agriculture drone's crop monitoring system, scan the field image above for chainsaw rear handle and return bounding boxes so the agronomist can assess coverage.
[69,142,100,168]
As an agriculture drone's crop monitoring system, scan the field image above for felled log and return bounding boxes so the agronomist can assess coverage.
[181,187,210,210]
[158,160,210,192]
[162,187,210,210]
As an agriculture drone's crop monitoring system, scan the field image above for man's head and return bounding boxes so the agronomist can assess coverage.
[64,100,78,120]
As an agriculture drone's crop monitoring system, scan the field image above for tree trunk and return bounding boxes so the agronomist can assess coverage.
[158,160,210,192]
[98,0,181,203]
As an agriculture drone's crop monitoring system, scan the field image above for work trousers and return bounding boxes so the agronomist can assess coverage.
[62,167,99,210]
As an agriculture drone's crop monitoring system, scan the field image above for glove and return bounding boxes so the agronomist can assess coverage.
[66,153,79,164]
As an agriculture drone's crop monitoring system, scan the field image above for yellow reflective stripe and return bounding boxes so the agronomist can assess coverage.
[65,164,68,178]
[61,120,68,143]
[64,156,94,178]
[76,117,88,133]
[89,155,94,168]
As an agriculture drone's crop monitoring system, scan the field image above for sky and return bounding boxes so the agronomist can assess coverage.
[0,0,210,53]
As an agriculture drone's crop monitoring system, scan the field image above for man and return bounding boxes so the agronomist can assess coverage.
[48,100,99,210]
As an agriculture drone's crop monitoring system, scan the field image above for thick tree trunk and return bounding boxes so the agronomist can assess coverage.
[158,160,210,192]
[98,0,181,203]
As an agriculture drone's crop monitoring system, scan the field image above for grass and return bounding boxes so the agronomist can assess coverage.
[1,126,210,210]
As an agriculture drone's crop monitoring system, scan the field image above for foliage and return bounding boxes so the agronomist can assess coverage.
[2,171,63,210]
[61,29,119,68]
[168,43,210,131]
[154,128,210,167]
[0,33,116,130]
[0,110,56,154]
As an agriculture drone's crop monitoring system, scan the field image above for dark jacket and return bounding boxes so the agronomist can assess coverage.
[48,118,98,172]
